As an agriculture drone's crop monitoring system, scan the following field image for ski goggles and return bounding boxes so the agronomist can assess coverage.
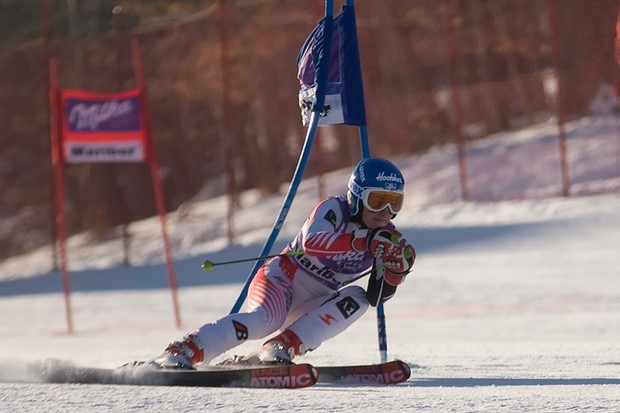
[361,189,404,214]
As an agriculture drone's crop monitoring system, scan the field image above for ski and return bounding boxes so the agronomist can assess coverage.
[35,359,409,388]
[217,357,411,386]
[315,360,411,385]
[36,360,318,389]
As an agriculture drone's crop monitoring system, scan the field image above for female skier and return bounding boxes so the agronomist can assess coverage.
[154,157,415,368]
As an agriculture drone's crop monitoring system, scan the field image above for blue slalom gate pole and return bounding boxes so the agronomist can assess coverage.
[358,126,388,363]
[344,0,389,363]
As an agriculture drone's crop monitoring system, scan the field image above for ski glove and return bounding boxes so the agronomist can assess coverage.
[366,243,416,307]
[351,227,402,258]
[382,240,416,276]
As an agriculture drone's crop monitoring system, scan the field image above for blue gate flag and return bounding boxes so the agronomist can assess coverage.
[297,5,366,127]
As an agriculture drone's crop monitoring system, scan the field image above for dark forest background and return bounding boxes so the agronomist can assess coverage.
[0,0,618,260]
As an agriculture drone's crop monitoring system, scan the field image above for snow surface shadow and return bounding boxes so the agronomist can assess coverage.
[406,377,620,387]
[0,243,283,297]
[0,220,562,297]
[405,220,565,255]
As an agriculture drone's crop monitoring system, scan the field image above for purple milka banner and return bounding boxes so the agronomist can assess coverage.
[60,89,149,163]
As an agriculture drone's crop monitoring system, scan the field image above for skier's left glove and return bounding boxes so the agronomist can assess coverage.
[381,241,416,286]
[367,241,415,306]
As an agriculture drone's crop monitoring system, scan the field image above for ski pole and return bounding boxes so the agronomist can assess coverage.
[201,250,304,272]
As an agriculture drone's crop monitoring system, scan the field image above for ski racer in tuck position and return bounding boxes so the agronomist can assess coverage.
[153,157,416,368]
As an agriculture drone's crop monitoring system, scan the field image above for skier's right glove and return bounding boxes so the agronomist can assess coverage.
[351,227,402,258]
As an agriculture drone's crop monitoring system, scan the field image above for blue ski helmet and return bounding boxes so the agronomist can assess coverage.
[347,157,405,216]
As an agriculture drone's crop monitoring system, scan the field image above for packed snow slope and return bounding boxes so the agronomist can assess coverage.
[0,116,619,412]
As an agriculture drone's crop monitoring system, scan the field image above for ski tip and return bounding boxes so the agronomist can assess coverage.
[315,359,411,385]
[293,363,319,389]
[393,359,412,382]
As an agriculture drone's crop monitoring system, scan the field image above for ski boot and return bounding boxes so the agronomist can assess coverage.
[152,333,204,369]
[258,330,305,365]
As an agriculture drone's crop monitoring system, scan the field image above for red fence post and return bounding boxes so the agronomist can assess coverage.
[132,37,182,328]
[218,0,236,244]
[49,57,74,334]
[40,0,60,272]
[548,0,571,197]
[441,0,469,200]
[113,6,133,266]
